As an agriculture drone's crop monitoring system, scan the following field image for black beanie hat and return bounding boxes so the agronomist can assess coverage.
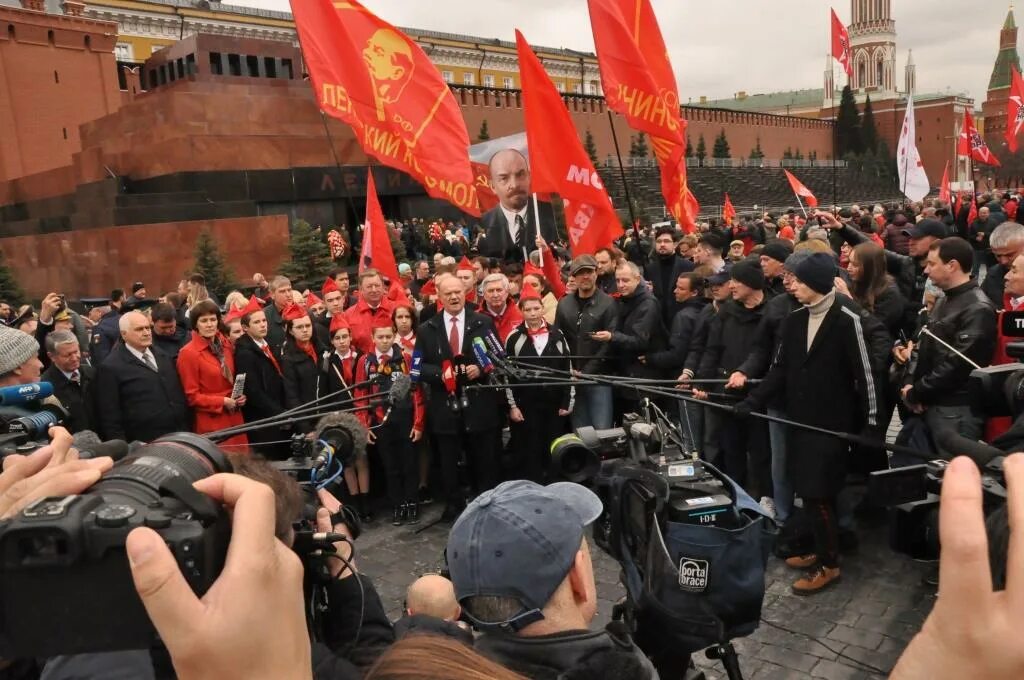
[760,240,793,264]
[730,258,765,290]
[793,252,837,295]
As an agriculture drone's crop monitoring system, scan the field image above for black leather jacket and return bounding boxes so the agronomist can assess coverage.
[554,289,619,375]
[905,279,997,406]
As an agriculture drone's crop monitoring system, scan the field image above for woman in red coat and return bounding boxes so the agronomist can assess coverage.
[177,299,249,449]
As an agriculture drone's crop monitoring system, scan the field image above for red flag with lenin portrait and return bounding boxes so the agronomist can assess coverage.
[588,0,698,232]
[515,31,621,255]
[292,0,480,216]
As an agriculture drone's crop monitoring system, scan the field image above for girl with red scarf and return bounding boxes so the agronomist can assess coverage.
[176,300,248,449]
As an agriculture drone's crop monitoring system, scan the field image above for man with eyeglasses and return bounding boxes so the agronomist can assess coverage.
[981,221,1024,307]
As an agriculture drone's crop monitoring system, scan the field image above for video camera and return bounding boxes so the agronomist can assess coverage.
[868,338,1022,561]
[550,405,774,679]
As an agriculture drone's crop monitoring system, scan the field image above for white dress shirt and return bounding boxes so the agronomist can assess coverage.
[501,204,530,245]
[125,344,158,370]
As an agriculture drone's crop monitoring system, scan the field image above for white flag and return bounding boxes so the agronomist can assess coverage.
[897,95,930,202]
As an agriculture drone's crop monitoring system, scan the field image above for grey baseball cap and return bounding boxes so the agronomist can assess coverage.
[446,480,603,632]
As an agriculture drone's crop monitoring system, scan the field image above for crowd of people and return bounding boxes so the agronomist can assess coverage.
[4,169,1024,677]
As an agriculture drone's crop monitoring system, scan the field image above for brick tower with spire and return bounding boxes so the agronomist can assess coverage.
[982,6,1022,170]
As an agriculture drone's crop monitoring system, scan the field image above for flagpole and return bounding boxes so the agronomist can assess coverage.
[532,191,543,266]
[795,193,808,219]
[831,61,838,211]
[606,110,639,232]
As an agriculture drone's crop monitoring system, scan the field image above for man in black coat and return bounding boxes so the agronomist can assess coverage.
[95,311,188,442]
[592,261,666,384]
[643,273,707,453]
[413,273,502,520]
[695,259,770,501]
[90,288,125,366]
[263,276,295,354]
[234,306,289,459]
[41,330,97,434]
[739,253,882,595]
[151,302,188,363]
[476,149,556,263]
[641,226,695,325]
[981,221,1024,307]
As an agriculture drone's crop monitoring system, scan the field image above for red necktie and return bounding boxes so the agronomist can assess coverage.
[261,344,281,375]
[449,318,460,356]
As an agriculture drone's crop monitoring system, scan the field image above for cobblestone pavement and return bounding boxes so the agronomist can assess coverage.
[353,498,933,680]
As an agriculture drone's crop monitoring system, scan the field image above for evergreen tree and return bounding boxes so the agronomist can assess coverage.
[279,219,332,284]
[0,251,25,307]
[685,135,694,158]
[712,129,731,158]
[191,228,236,301]
[860,94,879,154]
[836,85,863,156]
[748,137,765,160]
[783,147,793,160]
[795,148,804,160]
[478,119,490,142]
[584,128,599,165]
[696,134,707,163]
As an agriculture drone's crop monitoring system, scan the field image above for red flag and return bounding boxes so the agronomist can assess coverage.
[1007,66,1024,153]
[515,31,621,255]
[722,193,736,225]
[967,194,978,225]
[359,172,400,284]
[292,0,480,215]
[587,0,698,232]
[783,169,818,208]
[938,161,951,204]
[958,109,1001,166]
[830,8,852,78]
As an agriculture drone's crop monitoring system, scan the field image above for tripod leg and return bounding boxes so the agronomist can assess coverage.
[705,641,744,680]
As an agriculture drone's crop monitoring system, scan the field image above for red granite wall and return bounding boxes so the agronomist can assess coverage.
[0,214,288,299]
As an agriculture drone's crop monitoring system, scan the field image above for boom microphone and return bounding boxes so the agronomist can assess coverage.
[71,431,132,462]
[0,382,53,407]
[388,372,412,404]
[934,428,1005,467]
[313,411,368,469]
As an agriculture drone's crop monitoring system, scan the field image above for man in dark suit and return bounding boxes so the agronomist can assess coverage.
[476,149,556,263]
[95,311,188,442]
[41,330,97,434]
[413,273,502,520]
[641,226,695,325]
[263,276,294,354]
[234,305,289,459]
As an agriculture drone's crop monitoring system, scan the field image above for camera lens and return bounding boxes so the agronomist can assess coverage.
[88,433,232,506]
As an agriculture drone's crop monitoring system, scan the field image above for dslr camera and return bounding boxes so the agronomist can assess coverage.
[0,433,232,658]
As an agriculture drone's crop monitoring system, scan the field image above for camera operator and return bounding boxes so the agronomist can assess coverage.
[446,480,657,679]
[901,238,996,457]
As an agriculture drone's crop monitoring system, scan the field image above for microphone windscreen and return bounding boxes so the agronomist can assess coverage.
[389,372,411,403]
[314,411,368,461]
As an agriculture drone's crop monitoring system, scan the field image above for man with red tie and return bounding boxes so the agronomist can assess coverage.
[412,273,501,521]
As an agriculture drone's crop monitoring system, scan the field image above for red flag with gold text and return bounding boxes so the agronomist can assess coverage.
[292,0,480,215]
[1007,66,1024,153]
[587,0,697,232]
[516,30,621,255]
[359,172,401,284]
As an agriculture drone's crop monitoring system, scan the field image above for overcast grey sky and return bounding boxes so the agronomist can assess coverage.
[235,0,1014,105]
